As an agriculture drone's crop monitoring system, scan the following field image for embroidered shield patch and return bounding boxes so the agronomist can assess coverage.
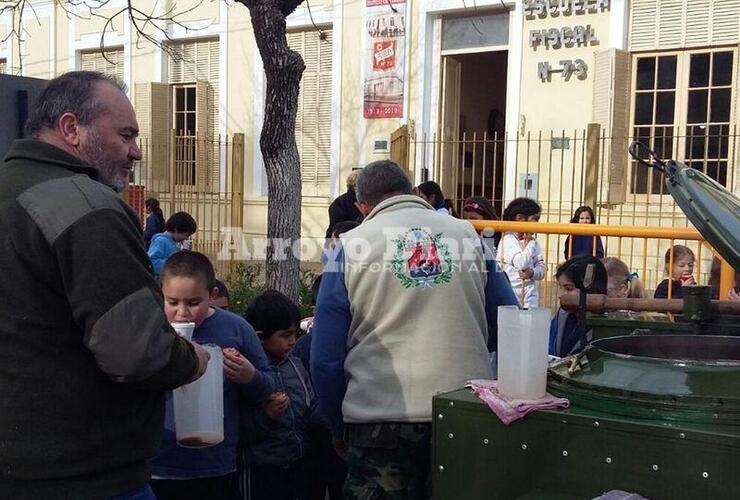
[391,228,453,289]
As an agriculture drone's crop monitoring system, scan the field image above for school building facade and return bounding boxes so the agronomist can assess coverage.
[2,0,739,283]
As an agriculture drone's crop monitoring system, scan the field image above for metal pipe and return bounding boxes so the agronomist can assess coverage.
[559,294,740,315]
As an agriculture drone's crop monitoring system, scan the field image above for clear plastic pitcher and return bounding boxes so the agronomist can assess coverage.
[497,306,551,400]
[173,344,224,448]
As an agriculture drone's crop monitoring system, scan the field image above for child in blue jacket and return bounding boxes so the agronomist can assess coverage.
[148,211,197,277]
[240,290,321,500]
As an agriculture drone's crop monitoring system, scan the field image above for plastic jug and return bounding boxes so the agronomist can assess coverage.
[173,344,224,447]
[497,305,551,400]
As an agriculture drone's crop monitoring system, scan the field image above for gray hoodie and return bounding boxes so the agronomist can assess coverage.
[241,356,322,466]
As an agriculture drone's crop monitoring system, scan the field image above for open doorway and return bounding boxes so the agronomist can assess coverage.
[439,51,508,216]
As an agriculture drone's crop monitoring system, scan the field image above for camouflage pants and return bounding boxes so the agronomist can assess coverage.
[343,423,432,500]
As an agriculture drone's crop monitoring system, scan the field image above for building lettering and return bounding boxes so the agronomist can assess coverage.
[524,0,610,18]
[529,25,598,49]
[537,59,588,82]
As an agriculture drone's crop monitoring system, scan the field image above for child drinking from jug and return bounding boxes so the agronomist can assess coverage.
[654,245,696,299]
[239,290,322,500]
[149,252,275,500]
[148,211,197,278]
[497,197,545,308]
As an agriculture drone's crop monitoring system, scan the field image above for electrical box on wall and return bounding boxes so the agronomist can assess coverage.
[518,173,538,200]
[373,139,389,153]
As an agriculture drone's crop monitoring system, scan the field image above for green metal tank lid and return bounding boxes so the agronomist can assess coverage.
[547,335,740,425]
[661,159,740,271]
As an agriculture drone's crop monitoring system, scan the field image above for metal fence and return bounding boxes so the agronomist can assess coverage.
[401,127,739,301]
[122,133,244,277]
[406,127,739,226]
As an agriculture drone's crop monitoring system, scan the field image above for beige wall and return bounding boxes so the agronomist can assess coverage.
[0,24,8,51]
[518,7,612,133]
[74,8,122,40]
[22,16,50,78]
[1,0,653,259]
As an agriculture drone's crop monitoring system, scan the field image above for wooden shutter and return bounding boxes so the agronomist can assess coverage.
[80,48,124,81]
[592,49,631,205]
[734,45,740,195]
[631,0,740,50]
[629,0,658,50]
[206,40,221,191]
[135,82,171,192]
[712,1,740,45]
[657,0,684,48]
[288,28,333,197]
[390,125,411,179]
[439,56,461,199]
[317,30,333,196]
[686,0,711,46]
[195,79,211,190]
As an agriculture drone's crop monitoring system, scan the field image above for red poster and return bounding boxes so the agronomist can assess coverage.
[373,41,397,71]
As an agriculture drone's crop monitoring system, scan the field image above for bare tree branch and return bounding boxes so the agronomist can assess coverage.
[304,0,326,41]
[1,0,41,74]
[4,0,212,67]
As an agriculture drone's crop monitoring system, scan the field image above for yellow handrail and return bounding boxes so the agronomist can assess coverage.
[469,220,703,240]
[469,220,734,301]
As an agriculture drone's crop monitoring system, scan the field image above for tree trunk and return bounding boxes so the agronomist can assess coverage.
[242,0,305,302]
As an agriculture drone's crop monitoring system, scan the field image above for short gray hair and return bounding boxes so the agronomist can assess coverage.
[25,71,128,138]
[355,160,412,206]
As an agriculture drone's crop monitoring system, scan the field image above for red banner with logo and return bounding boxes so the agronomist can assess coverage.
[363,0,406,119]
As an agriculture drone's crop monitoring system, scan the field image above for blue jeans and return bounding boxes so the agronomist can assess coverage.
[107,484,156,500]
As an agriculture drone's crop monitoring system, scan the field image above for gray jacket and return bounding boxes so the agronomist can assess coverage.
[241,356,321,466]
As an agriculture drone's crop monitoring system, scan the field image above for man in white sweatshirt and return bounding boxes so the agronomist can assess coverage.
[311,161,518,499]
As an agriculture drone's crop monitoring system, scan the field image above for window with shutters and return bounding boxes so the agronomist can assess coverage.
[287,28,333,197]
[79,47,124,81]
[0,58,6,74]
[167,38,220,190]
[630,49,736,194]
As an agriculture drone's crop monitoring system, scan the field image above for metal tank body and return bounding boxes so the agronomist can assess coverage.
[432,155,740,499]
[433,336,740,499]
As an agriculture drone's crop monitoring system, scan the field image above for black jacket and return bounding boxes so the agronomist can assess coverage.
[325,188,363,238]
[0,140,198,499]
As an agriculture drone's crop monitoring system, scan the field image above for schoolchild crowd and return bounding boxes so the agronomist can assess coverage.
[7,70,738,500]
[144,182,738,500]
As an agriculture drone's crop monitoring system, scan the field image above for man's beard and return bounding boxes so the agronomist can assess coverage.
[80,127,132,192]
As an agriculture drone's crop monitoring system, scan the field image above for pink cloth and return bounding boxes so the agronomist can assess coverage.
[466,379,570,425]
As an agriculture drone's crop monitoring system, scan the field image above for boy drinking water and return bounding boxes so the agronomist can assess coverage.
[150,252,275,500]
[148,211,197,278]
[239,290,321,500]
